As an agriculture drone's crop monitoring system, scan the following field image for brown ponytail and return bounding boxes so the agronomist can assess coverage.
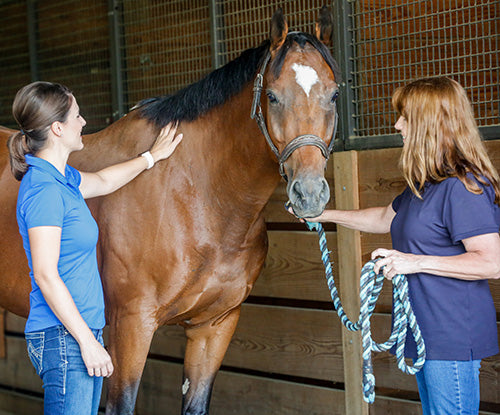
[7,81,72,181]
[7,131,33,181]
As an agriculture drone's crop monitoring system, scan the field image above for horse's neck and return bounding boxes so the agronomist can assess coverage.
[186,84,281,210]
[75,82,281,214]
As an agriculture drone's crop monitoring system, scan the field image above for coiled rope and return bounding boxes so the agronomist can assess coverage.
[302,217,426,403]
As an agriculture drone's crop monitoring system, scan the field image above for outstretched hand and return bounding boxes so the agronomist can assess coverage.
[150,122,183,163]
[286,205,329,223]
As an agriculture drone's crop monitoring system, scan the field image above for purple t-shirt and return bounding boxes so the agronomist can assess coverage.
[391,175,499,360]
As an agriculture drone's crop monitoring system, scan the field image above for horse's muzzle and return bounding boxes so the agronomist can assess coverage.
[287,174,330,218]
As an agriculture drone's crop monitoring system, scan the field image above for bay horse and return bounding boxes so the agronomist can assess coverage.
[0,7,340,414]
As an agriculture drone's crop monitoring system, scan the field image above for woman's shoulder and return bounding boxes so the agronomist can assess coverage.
[440,173,492,190]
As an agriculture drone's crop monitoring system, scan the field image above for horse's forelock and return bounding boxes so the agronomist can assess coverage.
[270,32,341,83]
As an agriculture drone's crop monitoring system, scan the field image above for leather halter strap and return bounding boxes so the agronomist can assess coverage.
[250,50,339,181]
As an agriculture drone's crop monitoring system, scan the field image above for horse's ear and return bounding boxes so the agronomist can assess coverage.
[315,5,334,47]
[270,8,288,54]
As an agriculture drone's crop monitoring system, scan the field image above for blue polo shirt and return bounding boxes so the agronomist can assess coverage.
[17,154,105,332]
[391,175,499,360]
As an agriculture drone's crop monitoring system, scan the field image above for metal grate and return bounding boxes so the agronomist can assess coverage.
[35,0,112,132]
[350,0,500,139]
[0,1,30,128]
[0,1,497,145]
[213,0,328,66]
[120,0,212,110]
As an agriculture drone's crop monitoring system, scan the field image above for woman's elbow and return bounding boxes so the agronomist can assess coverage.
[32,270,57,288]
[489,264,500,279]
[481,259,500,280]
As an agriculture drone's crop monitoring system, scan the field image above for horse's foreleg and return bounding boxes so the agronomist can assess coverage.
[181,307,241,415]
[105,313,156,415]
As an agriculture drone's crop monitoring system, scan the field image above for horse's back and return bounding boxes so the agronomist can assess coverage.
[0,126,30,317]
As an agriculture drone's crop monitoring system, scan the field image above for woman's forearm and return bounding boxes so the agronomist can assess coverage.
[316,205,395,234]
[81,156,148,199]
[34,270,97,345]
[417,251,500,281]
[372,233,500,281]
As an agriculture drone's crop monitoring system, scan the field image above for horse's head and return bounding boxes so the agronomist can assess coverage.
[252,7,340,218]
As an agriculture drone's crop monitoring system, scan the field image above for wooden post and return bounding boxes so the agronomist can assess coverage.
[333,151,368,415]
[0,308,5,359]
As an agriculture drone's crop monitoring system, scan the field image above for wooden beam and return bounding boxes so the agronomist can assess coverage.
[333,151,368,415]
[0,308,5,359]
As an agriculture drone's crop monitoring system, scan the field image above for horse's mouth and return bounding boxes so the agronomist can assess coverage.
[287,174,330,219]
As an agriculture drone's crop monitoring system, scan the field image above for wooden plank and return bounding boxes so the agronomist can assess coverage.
[139,357,428,415]
[0,309,5,359]
[333,151,368,415]
[5,312,499,405]
[252,231,338,301]
[5,313,25,334]
[0,337,42,395]
[0,390,43,415]
[0,333,498,414]
[151,304,345,383]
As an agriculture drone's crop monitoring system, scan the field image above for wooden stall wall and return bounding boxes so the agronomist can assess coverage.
[2,144,499,414]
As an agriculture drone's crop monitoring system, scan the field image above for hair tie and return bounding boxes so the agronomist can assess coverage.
[20,129,25,135]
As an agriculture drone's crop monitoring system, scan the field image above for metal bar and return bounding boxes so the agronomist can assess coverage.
[209,0,225,69]
[108,0,125,120]
[333,0,357,151]
[27,0,38,82]
[345,125,500,151]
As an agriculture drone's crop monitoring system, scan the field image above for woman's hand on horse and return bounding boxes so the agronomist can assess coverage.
[371,248,421,280]
[150,122,183,163]
[80,337,114,378]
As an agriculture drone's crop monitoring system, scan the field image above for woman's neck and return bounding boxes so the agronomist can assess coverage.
[35,146,70,176]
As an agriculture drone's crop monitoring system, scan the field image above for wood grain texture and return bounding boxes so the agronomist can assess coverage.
[0,309,5,359]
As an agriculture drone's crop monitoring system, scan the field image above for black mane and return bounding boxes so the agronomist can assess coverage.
[137,33,341,128]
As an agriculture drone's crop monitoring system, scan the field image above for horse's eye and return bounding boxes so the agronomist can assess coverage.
[331,90,340,103]
[266,92,278,104]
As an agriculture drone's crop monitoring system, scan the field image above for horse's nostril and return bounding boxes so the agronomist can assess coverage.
[321,179,328,196]
[292,180,303,199]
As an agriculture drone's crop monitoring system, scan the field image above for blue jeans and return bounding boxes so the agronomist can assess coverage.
[25,325,104,415]
[415,358,481,415]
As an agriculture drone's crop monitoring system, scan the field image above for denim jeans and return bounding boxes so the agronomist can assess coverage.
[415,358,481,415]
[25,325,104,415]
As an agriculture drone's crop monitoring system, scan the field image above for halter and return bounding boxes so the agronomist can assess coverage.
[250,51,339,181]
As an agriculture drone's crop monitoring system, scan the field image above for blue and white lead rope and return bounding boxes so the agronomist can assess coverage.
[292,206,426,403]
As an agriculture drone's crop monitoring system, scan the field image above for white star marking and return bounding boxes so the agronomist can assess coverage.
[292,63,319,98]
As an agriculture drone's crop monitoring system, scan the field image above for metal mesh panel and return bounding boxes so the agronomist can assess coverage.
[214,0,328,65]
[0,1,498,144]
[35,0,112,132]
[351,0,500,138]
[37,0,111,132]
[120,0,212,109]
[0,1,30,128]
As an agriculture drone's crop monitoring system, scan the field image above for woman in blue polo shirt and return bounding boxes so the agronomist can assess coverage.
[7,81,183,415]
[290,77,500,414]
